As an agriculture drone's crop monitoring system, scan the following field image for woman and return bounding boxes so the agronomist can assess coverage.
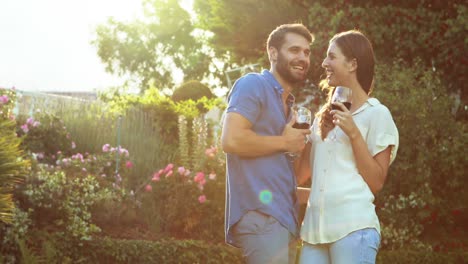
[296,30,399,264]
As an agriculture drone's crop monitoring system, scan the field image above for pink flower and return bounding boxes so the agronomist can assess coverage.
[177,166,185,175]
[102,144,110,152]
[164,163,174,173]
[32,121,40,127]
[119,148,129,157]
[152,171,161,181]
[37,152,44,160]
[205,146,217,158]
[194,172,205,183]
[0,95,9,104]
[184,169,191,176]
[26,117,34,125]
[198,195,206,203]
[71,141,76,149]
[199,178,206,186]
[20,124,29,133]
[209,172,216,180]
[145,184,152,192]
[165,170,173,177]
[126,161,133,169]
[72,153,84,162]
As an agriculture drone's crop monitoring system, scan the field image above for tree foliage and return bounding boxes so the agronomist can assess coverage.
[93,0,216,90]
[194,0,309,63]
[194,0,467,117]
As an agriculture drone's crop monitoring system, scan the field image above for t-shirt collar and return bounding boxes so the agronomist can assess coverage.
[352,98,381,115]
[262,70,295,107]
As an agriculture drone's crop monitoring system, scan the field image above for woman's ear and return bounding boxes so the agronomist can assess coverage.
[348,58,358,73]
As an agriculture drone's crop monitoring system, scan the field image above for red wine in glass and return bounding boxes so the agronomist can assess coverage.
[292,106,312,130]
[293,122,311,129]
[331,102,352,111]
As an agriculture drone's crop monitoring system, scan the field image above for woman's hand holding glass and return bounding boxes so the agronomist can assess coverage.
[330,86,352,141]
[330,87,361,140]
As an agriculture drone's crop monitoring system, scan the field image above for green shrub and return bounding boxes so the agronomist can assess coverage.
[140,155,225,242]
[377,250,468,264]
[0,89,29,224]
[0,118,28,224]
[374,60,467,249]
[18,168,103,241]
[16,112,75,165]
[172,80,214,102]
[138,109,225,241]
[46,237,243,264]
[0,207,33,264]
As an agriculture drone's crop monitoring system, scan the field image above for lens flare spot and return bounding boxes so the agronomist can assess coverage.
[259,190,273,204]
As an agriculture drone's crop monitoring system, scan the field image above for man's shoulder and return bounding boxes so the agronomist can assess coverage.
[237,72,266,84]
[231,72,270,94]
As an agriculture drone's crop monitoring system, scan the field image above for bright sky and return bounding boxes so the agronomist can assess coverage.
[0,0,144,92]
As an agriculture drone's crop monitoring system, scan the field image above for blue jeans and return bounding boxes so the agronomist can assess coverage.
[299,228,380,264]
[232,210,298,264]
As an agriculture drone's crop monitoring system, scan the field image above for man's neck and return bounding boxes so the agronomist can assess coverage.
[270,69,293,101]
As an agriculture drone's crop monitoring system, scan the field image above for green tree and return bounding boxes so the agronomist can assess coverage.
[93,0,218,91]
[194,0,309,63]
[194,0,467,118]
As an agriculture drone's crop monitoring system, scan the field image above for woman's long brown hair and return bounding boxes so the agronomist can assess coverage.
[316,81,335,140]
[316,30,375,140]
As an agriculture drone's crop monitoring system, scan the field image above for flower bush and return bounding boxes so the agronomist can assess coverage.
[0,88,17,120]
[140,144,225,241]
[16,112,75,165]
[54,144,133,190]
[19,167,102,241]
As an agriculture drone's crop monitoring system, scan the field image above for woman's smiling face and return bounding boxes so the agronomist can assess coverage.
[322,41,353,87]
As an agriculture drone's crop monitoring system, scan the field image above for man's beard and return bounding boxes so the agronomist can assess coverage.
[276,52,308,86]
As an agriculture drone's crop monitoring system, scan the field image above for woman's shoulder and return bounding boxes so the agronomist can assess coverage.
[368,98,392,114]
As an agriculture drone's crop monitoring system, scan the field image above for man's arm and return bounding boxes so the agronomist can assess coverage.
[221,112,310,158]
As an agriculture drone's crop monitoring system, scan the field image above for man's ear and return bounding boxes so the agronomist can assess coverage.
[268,47,278,62]
[349,58,357,73]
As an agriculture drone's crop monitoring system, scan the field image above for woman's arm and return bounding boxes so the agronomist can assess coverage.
[348,132,391,194]
[332,102,392,194]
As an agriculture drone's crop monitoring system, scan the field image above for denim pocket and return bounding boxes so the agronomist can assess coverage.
[364,228,381,251]
[234,211,275,235]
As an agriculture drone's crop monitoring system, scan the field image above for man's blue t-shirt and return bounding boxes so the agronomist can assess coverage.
[225,70,299,246]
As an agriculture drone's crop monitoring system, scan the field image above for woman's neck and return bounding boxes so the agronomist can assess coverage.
[349,83,369,112]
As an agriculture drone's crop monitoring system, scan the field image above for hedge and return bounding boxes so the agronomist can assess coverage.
[45,237,468,263]
[52,237,243,264]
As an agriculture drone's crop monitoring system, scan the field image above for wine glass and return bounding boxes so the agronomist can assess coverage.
[330,86,352,141]
[286,106,312,160]
[293,106,312,130]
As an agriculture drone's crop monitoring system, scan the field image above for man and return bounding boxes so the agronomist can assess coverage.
[221,23,314,264]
